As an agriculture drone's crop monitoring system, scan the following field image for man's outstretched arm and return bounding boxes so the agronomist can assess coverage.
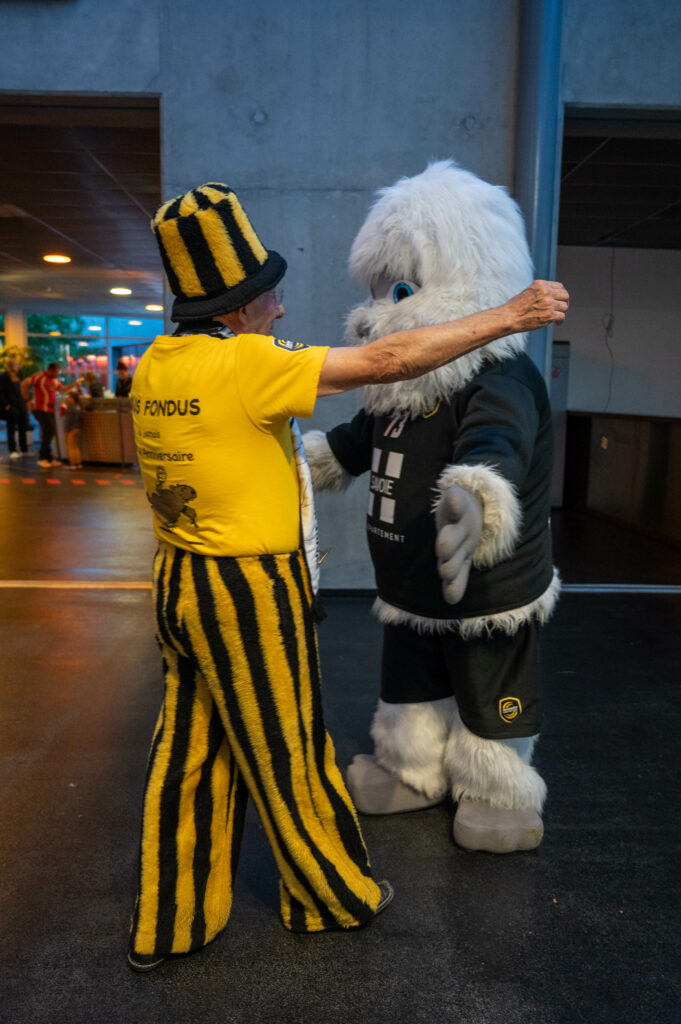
[317,279,568,397]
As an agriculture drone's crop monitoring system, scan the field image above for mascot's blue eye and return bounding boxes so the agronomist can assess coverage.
[392,282,415,303]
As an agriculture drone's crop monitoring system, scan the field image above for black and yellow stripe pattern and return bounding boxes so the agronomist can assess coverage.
[130,543,381,958]
[151,183,286,322]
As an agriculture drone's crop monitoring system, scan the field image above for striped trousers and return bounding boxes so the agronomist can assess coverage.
[130,542,381,958]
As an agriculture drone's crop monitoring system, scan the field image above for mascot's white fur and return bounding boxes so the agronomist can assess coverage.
[304,160,560,853]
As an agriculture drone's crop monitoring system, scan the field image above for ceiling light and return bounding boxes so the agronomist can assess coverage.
[110,287,132,295]
[88,325,102,332]
[43,254,71,264]
[145,304,163,311]
[77,342,89,347]
[128,320,142,326]
[48,331,61,336]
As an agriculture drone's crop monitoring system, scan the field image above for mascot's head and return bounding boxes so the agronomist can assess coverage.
[346,160,533,416]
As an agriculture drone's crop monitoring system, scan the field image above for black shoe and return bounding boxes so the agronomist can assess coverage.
[127,951,166,972]
[375,880,394,915]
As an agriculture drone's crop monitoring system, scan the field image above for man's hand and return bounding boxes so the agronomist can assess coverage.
[503,280,569,333]
[435,485,483,605]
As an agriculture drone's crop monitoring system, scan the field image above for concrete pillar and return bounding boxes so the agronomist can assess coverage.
[513,0,565,382]
[4,308,27,350]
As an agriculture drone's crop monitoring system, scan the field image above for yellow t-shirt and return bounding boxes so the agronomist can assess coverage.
[131,332,328,556]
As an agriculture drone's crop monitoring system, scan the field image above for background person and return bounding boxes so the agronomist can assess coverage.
[83,370,104,398]
[0,357,30,460]
[128,182,568,972]
[61,390,83,469]
[21,362,70,468]
[115,359,132,397]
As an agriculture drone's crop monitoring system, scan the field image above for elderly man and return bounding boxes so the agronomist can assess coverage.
[128,182,567,971]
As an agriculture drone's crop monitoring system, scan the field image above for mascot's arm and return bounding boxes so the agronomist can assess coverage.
[435,373,539,573]
[302,408,373,492]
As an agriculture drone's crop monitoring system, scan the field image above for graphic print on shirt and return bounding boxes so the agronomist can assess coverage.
[365,404,445,548]
[367,445,406,543]
[383,411,409,440]
[147,465,199,533]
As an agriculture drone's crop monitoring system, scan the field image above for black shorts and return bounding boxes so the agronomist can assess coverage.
[380,620,542,740]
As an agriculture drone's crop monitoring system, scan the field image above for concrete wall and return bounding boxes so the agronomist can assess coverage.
[562,1,681,107]
[0,0,163,94]
[555,246,681,418]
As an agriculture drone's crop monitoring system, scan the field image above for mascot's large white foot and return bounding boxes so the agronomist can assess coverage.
[446,709,546,854]
[453,799,543,853]
[346,754,444,814]
[347,697,455,814]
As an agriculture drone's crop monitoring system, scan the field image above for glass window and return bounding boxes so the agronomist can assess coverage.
[108,316,164,340]
[26,313,89,336]
[27,311,93,385]
[111,342,152,373]
[19,311,163,392]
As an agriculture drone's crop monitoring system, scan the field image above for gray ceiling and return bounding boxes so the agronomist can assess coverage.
[0,94,163,317]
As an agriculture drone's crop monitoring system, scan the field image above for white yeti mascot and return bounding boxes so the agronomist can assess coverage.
[304,160,560,853]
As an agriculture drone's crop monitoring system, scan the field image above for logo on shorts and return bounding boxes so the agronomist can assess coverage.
[499,697,522,723]
[274,338,308,351]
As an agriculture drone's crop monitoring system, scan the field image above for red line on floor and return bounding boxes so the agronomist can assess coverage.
[71,479,86,485]
[0,478,9,484]
[120,479,136,485]
[46,479,61,485]
[21,478,35,484]
[96,480,111,486]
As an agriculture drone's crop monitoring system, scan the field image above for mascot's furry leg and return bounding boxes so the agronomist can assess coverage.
[346,697,455,814]
[434,483,547,852]
[445,709,545,852]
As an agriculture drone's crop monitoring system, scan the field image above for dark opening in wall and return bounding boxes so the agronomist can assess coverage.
[559,107,681,250]
[0,92,162,315]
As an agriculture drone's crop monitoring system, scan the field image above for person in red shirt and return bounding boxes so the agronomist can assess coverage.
[21,362,71,467]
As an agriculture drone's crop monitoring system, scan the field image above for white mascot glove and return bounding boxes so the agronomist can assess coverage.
[435,485,483,604]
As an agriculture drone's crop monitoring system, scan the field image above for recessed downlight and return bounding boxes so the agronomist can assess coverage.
[145,304,163,311]
[128,320,142,326]
[110,287,132,295]
[88,325,102,332]
[43,254,71,264]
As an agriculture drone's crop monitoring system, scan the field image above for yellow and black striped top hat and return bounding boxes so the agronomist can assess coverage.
[152,183,286,322]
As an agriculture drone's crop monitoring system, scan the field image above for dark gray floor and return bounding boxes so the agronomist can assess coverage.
[1,454,680,1023]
